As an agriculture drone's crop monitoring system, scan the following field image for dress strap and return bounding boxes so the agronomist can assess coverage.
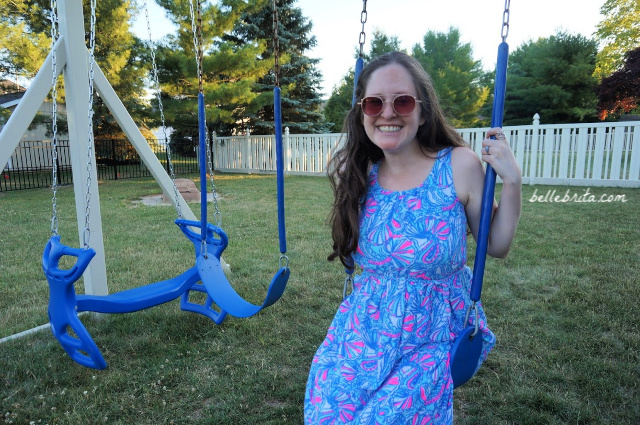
[430,147,455,189]
[437,146,454,159]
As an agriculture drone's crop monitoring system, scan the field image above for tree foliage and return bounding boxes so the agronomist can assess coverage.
[596,47,640,120]
[594,0,640,79]
[361,31,404,62]
[0,0,151,136]
[412,27,488,128]
[323,30,403,133]
[0,0,50,79]
[504,31,598,125]
[152,0,272,148]
[323,72,354,133]
[224,0,328,135]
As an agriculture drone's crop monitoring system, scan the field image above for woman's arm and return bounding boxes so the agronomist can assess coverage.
[452,130,522,258]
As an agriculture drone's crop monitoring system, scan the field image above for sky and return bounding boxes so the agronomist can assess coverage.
[133,0,606,98]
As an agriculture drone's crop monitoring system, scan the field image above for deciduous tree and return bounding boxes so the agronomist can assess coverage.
[504,31,598,124]
[594,0,640,79]
[596,47,640,120]
[0,0,151,136]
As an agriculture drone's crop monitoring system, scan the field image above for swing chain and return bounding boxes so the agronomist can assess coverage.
[501,0,511,42]
[188,0,204,94]
[188,0,221,227]
[206,130,221,227]
[83,0,98,248]
[358,0,368,58]
[49,0,59,236]
[196,2,204,94]
[272,0,280,87]
[144,0,183,219]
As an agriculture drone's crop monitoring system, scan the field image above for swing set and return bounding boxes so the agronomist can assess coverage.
[31,0,289,369]
[345,0,512,389]
[1,0,511,382]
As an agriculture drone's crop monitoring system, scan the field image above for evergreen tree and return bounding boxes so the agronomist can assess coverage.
[154,0,272,147]
[412,27,488,128]
[224,0,329,135]
[362,31,404,62]
[505,31,598,124]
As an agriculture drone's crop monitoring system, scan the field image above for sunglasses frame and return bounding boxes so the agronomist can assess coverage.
[358,94,422,117]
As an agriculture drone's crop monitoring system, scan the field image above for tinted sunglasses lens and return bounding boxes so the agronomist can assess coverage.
[361,97,383,116]
[393,95,416,115]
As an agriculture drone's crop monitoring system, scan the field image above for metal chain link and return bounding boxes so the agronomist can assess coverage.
[205,130,221,226]
[501,0,511,42]
[83,0,98,248]
[196,2,204,94]
[188,0,203,92]
[358,0,368,58]
[189,0,222,226]
[144,0,183,218]
[49,0,59,236]
[272,0,279,87]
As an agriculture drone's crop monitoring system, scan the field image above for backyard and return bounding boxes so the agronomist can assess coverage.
[0,174,638,424]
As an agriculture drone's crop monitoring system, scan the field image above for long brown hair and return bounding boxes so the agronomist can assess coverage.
[327,51,467,267]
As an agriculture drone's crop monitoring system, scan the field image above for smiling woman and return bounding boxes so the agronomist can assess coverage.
[303,50,522,423]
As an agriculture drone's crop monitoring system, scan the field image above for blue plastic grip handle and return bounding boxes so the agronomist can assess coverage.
[273,87,287,254]
[470,41,509,302]
[342,56,366,273]
[352,57,364,107]
[198,92,207,241]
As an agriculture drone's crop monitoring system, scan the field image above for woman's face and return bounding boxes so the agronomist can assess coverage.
[361,63,425,156]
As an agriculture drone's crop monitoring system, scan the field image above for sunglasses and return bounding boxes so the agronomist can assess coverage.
[358,94,422,117]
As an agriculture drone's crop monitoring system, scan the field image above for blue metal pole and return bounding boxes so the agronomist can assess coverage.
[351,57,364,107]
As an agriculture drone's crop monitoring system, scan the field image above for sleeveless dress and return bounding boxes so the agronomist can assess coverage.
[304,148,495,424]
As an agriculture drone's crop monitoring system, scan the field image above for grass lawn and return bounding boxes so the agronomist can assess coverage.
[0,174,638,424]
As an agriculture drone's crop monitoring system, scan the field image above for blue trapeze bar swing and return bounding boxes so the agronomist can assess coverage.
[43,0,289,370]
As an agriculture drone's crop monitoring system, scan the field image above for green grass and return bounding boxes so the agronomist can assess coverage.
[1,176,639,424]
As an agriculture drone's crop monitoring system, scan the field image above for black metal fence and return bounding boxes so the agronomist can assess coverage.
[1,138,200,192]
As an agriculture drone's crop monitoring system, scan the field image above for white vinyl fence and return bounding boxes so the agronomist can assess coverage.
[214,115,640,187]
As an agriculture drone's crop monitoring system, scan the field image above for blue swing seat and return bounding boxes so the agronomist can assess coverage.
[44,218,289,369]
[77,267,200,314]
[450,325,484,388]
[175,218,290,321]
[43,235,106,369]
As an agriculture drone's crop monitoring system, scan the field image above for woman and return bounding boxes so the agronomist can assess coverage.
[304,52,521,423]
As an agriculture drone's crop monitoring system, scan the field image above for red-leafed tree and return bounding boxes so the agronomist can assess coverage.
[596,47,640,120]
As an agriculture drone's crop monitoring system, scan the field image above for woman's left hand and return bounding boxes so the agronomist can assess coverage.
[481,127,522,185]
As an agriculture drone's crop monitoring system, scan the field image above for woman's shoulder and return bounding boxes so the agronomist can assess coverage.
[450,145,481,167]
[450,146,485,205]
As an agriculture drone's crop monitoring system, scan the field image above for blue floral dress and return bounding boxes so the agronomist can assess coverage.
[304,148,495,424]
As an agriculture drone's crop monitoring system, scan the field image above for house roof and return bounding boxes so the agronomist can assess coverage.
[0,79,26,95]
[0,91,25,109]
